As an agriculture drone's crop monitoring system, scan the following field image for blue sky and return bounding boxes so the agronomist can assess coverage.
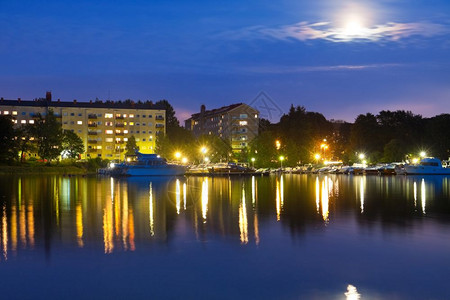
[1,0,449,122]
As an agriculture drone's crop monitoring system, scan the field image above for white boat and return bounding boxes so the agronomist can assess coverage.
[404,158,450,175]
[110,153,186,176]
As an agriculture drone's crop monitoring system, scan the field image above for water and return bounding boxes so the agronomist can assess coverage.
[1,174,450,299]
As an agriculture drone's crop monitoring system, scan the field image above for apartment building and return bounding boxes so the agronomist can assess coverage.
[184,103,259,152]
[0,92,166,160]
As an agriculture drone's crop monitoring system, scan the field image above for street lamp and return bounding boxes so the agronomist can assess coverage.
[419,151,426,158]
[358,153,365,160]
[314,153,321,161]
[251,157,255,169]
[181,157,188,164]
[279,156,285,169]
[174,151,181,162]
[204,157,210,163]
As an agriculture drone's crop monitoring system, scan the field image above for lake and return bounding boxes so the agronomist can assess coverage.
[1,174,450,299]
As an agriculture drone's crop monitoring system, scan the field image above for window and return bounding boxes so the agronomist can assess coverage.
[240,114,248,118]
[78,130,82,133]
[97,146,102,150]
[136,115,140,117]
[70,113,75,116]
[78,113,82,116]
[22,112,26,115]
[129,114,134,118]
[124,138,128,142]
[106,130,113,134]
[142,123,146,126]
[77,121,83,125]
[148,115,153,118]
[239,121,248,126]
[136,131,140,134]
[136,123,140,126]
[115,129,121,134]
[21,120,26,124]
[149,135,153,140]
[3,111,9,115]
[29,120,35,124]
[148,123,152,126]
[97,114,102,117]
[106,138,113,143]
[70,121,74,125]
[13,120,18,124]
[105,113,113,118]
[63,121,68,125]
[142,131,146,134]
[143,139,146,141]
[105,122,113,126]
[143,115,146,118]
[124,130,128,134]
[123,114,127,118]
[129,122,134,126]
[255,114,258,118]
[97,121,102,125]
[12,111,17,115]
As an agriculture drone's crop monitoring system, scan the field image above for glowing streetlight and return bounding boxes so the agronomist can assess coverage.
[412,158,419,164]
[279,156,285,169]
[201,146,207,154]
[358,153,365,160]
[314,153,321,161]
[251,157,256,168]
[204,157,210,163]
[181,157,188,164]
[175,152,182,159]
[275,140,281,150]
[419,151,426,158]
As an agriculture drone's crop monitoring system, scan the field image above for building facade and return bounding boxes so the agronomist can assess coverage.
[185,103,259,152]
[0,92,166,160]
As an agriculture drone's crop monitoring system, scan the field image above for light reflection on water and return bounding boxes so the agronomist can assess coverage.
[0,174,450,298]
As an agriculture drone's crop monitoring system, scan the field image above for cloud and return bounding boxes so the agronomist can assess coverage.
[226,21,449,43]
[240,63,404,74]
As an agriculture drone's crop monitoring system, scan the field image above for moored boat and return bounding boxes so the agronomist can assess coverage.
[404,158,450,175]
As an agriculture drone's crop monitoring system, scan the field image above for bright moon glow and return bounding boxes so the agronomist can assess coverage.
[343,17,365,36]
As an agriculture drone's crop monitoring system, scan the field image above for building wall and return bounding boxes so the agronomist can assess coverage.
[0,104,165,161]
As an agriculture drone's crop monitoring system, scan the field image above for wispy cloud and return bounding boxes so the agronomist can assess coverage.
[241,63,404,74]
[225,21,449,43]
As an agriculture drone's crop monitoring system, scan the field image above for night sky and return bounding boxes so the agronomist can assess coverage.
[1,0,449,122]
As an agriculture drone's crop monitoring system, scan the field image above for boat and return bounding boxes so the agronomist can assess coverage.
[105,153,186,176]
[208,162,251,175]
[403,158,450,175]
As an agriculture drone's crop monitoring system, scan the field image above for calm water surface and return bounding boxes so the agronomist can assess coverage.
[1,174,450,299]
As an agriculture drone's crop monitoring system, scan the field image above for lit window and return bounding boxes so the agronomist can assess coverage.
[106,130,113,134]
[29,120,35,124]
[115,114,121,118]
[239,121,248,126]
[116,138,121,141]
[77,121,83,125]
[129,122,134,126]
[115,129,121,134]
[123,114,127,118]
[124,138,128,141]
[124,130,128,134]
[149,135,153,140]
[97,146,102,150]
[106,138,113,142]
[255,114,258,118]
[240,114,248,118]
[105,113,113,118]
[12,111,17,115]
[21,120,26,124]
[13,120,18,124]
[136,138,140,142]
[129,114,134,118]
[3,111,9,115]
[124,122,127,125]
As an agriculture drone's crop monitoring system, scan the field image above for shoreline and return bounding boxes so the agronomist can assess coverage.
[0,165,94,175]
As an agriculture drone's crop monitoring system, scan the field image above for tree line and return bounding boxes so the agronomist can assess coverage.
[0,110,84,164]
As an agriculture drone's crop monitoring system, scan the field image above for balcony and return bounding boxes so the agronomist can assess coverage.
[115,141,124,144]
[156,116,164,120]
[88,123,97,128]
[115,132,124,136]
[88,114,97,119]
[155,124,164,128]
[87,140,98,144]
[88,131,97,135]
[115,123,124,127]
[115,116,124,120]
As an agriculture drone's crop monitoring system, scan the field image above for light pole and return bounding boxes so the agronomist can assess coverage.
[251,157,255,169]
[279,156,285,169]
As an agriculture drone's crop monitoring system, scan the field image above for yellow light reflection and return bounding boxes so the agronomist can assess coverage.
[149,183,155,236]
[276,177,281,221]
[201,178,208,223]
[254,213,260,246]
[122,190,129,251]
[315,177,320,213]
[19,204,26,248]
[239,185,249,244]
[128,208,136,251]
[360,177,364,214]
[176,179,181,214]
[11,204,17,252]
[183,182,187,210]
[421,179,426,214]
[76,203,84,248]
[280,175,284,210]
[251,176,256,206]
[321,177,329,222]
[103,197,114,254]
[2,205,7,260]
[413,181,417,208]
[27,204,34,248]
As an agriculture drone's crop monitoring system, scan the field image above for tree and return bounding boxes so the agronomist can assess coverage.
[126,135,139,155]
[62,130,85,159]
[16,124,35,163]
[154,99,180,134]
[0,115,19,163]
[30,110,64,161]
